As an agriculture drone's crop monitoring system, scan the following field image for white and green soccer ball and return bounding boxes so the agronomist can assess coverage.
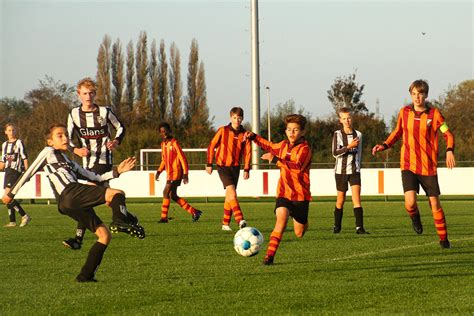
[233,227,264,257]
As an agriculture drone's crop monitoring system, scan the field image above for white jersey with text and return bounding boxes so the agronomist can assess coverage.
[332,129,362,175]
[67,105,125,169]
[8,147,116,200]
[1,139,28,172]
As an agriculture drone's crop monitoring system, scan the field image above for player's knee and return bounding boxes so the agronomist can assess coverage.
[96,226,111,245]
[171,193,179,201]
[295,230,305,238]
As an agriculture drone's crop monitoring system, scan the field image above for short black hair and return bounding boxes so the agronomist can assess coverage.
[158,122,171,132]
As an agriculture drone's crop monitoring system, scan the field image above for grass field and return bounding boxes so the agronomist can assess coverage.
[1,198,473,315]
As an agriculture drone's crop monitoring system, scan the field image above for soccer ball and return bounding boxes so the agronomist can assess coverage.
[233,227,264,257]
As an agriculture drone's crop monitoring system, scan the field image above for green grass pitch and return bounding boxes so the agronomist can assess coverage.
[0,199,473,314]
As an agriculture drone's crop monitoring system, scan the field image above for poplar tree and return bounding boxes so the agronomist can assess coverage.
[149,39,159,118]
[125,40,135,112]
[135,31,149,118]
[96,35,112,106]
[158,40,169,122]
[169,42,182,133]
[183,39,212,147]
[111,38,124,115]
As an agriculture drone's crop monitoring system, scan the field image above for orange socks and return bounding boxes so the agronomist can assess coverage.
[229,199,244,223]
[222,201,232,226]
[161,198,170,219]
[177,198,197,215]
[432,208,448,241]
[266,231,283,258]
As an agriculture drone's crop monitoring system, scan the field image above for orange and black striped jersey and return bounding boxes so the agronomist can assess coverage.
[207,124,251,171]
[254,135,312,201]
[157,137,188,181]
[383,105,455,176]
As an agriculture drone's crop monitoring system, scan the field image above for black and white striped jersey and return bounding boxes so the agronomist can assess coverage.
[8,147,117,200]
[1,139,28,172]
[332,129,362,175]
[67,105,125,169]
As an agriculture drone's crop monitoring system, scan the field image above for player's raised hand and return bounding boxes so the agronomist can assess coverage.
[372,144,385,156]
[118,157,136,174]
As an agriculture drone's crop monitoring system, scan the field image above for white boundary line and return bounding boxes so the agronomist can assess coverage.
[329,236,474,262]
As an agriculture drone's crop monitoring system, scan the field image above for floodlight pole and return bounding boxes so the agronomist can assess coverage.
[265,86,271,141]
[251,0,261,170]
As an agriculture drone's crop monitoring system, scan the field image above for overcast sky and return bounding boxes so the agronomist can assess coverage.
[1,0,472,126]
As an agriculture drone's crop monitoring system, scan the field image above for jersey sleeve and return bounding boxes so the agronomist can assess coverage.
[332,131,348,158]
[18,140,28,160]
[175,140,189,175]
[383,108,404,148]
[72,159,116,182]
[157,142,166,173]
[435,109,455,152]
[107,108,126,144]
[67,111,77,149]
[207,128,223,166]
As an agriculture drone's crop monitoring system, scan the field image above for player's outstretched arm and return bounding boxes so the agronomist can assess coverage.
[372,144,385,156]
[117,157,137,174]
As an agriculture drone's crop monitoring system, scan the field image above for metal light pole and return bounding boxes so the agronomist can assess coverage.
[265,86,271,141]
[251,0,261,170]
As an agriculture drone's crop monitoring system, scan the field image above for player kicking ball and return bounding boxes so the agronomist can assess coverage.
[2,123,145,282]
[245,114,312,265]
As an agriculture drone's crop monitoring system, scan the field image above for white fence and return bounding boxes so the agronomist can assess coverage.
[1,167,473,199]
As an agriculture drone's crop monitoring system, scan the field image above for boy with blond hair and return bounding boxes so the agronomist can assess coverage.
[63,77,126,250]
[332,107,368,234]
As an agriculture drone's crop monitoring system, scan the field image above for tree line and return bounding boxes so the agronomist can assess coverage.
[1,31,472,168]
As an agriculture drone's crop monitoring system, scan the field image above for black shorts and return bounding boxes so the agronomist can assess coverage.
[275,198,309,225]
[166,179,182,186]
[3,169,22,189]
[401,170,440,196]
[58,183,107,232]
[217,166,240,189]
[335,173,361,192]
[88,164,113,187]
